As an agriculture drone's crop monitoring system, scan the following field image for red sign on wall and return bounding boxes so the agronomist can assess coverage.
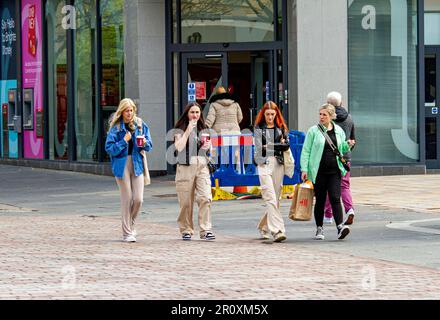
[28,4,36,57]
[195,82,206,100]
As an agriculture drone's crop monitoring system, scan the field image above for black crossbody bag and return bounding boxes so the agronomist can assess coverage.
[317,124,350,172]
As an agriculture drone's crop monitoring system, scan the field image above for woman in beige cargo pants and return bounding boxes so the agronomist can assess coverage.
[254,101,290,243]
[173,102,215,241]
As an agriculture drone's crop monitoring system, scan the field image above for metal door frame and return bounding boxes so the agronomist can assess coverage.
[180,52,228,113]
[249,50,275,126]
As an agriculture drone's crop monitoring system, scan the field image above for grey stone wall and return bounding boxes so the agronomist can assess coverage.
[288,0,348,132]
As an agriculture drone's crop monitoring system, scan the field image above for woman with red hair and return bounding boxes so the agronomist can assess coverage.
[254,101,290,242]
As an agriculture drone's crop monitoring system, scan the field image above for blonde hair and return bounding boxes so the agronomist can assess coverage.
[320,103,336,120]
[109,98,138,131]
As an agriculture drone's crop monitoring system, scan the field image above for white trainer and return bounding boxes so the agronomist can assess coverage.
[337,225,350,240]
[323,216,333,224]
[123,235,137,242]
[344,209,355,225]
[259,229,270,240]
[314,227,325,240]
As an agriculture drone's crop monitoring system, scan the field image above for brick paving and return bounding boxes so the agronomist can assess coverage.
[1,214,440,300]
[351,175,440,214]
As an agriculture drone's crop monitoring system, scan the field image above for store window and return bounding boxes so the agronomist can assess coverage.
[348,0,419,164]
[101,0,125,159]
[46,0,68,160]
[178,0,275,43]
[425,0,440,46]
[74,0,98,161]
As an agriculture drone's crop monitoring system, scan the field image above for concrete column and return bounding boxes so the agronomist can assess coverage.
[124,1,140,101]
[288,0,348,132]
[135,0,166,171]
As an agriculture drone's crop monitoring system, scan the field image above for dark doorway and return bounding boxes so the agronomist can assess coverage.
[425,47,440,168]
[181,51,275,129]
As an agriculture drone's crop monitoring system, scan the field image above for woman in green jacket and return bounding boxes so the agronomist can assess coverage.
[300,104,355,240]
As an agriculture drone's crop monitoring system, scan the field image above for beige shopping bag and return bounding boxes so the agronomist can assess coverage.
[289,182,313,221]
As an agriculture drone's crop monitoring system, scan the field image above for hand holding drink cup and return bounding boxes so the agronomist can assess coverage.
[201,133,211,150]
[136,135,145,147]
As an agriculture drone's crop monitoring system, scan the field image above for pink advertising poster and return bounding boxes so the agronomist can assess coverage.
[21,0,43,159]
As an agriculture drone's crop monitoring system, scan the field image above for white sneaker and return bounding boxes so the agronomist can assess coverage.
[123,235,137,242]
[132,229,137,237]
[323,216,333,224]
[314,227,325,240]
[344,209,355,225]
[273,232,287,243]
[259,229,270,240]
[337,224,350,240]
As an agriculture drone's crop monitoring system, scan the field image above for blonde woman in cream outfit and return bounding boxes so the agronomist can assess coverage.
[105,98,153,242]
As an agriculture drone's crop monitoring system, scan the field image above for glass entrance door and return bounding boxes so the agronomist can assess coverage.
[425,47,440,168]
[181,52,228,114]
[181,51,275,129]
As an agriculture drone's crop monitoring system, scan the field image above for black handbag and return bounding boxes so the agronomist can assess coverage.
[317,124,351,172]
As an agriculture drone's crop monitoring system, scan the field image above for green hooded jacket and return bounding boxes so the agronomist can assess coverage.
[300,123,350,184]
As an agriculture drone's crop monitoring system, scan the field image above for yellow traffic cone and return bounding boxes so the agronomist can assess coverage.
[212,179,237,201]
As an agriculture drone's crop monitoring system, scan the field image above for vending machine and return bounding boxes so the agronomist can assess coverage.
[7,89,19,158]
[1,0,20,159]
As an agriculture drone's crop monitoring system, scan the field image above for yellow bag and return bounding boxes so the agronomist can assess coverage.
[288,182,313,221]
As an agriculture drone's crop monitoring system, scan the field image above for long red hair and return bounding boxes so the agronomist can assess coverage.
[254,101,288,132]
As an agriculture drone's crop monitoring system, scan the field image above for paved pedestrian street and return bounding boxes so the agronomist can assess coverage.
[1,214,440,300]
[1,165,440,300]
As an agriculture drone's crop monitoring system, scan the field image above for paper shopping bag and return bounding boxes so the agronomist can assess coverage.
[289,182,313,221]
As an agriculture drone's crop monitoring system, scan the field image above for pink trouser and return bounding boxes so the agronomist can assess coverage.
[324,169,353,218]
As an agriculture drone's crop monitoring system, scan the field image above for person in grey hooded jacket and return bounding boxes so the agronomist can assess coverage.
[324,91,356,225]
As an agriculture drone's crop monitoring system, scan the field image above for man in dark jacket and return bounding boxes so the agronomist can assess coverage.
[324,91,356,225]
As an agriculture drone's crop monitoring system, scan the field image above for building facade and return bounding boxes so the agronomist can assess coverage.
[0,0,438,175]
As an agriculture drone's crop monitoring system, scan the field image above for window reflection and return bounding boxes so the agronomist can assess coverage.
[75,0,98,161]
[181,0,274,43]
[101,0,125,161]
[46,0,68,160]
[348,0,419,163]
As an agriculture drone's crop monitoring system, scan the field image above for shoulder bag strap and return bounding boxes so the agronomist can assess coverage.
[317,124,345,162]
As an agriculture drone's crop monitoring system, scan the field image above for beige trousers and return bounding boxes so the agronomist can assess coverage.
[175,157,212,237]
[115,156,144,237]
[257,156,286,236]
